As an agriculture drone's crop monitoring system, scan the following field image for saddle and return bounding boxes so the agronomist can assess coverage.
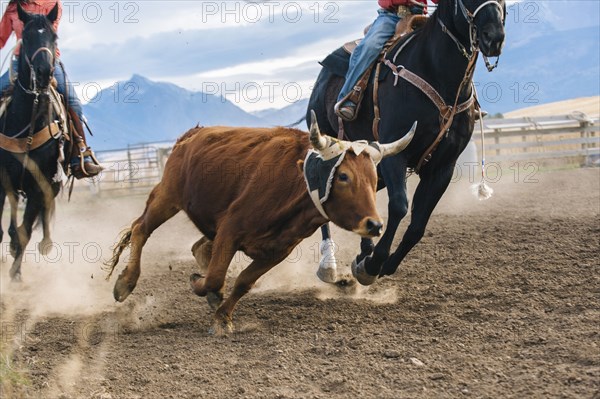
[0,85,69,154]
[342,15,428,55]
[335,15,428,126]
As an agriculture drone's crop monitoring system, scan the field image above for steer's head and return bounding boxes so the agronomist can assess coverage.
[303,111,416,238]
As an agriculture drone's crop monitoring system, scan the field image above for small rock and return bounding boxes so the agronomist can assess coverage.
[384,351,401,359]
[410,357,425,367]
[430,373,445,381]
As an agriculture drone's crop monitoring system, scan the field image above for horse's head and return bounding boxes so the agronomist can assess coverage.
[17,2,59,91]
[451,0,506,57]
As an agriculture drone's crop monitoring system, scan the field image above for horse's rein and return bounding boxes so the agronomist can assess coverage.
[15,45,58,194]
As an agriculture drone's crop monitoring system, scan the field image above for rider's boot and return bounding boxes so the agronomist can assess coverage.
[68,109,103,179]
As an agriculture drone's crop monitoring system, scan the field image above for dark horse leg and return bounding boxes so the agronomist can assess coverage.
[351,154,409,285]
[10,194,44,281]
[379,163,455,277]
[7,192,19,259]
[37,182,59,256]
[0,185,4,246]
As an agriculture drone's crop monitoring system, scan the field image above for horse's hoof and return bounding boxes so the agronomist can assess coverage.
[206,292,223,311]
[317,265,337,284]
[38,239,53,256]
[113,277,135,302]
[10,273,22,283]
[317,239,338,284]
[351,256,378,286]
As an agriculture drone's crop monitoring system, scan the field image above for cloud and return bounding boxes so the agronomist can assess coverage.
[56,1,379,110]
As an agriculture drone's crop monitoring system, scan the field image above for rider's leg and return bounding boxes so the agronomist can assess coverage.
[0,58,18,95]
[335,9,399,120]
[53,60,103,178]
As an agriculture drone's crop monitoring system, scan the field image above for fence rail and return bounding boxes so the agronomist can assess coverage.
[83,113,599,195]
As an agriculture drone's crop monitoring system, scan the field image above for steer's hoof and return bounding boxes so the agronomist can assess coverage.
[351,256,378,286]
[190,273,206,297]
[209,316,233,336]
[114,276,135,302]
[206,292,223,311]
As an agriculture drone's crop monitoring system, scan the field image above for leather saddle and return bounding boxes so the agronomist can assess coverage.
[343,15,428,54]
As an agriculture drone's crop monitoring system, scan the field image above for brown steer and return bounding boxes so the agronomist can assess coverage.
[106,112,415,334]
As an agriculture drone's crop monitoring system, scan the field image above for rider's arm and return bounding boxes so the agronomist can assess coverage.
[0,6,15,49]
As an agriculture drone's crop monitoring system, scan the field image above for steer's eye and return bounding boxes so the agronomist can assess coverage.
[338,172,350,183]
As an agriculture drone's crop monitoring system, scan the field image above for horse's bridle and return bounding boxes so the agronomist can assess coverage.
[17,45,56,96]
[439,0,505,71]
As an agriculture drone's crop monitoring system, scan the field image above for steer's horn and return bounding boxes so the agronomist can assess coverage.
[309,110,329,151]
[380,121,417,158]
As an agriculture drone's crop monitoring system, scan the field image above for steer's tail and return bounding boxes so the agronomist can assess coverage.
[104,227,133,279]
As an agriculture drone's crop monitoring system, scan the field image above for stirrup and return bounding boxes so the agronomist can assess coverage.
[334,99,358,122]
[71,148,103,179]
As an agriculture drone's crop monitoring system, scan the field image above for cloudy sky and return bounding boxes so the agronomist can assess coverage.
[1,0,598,111]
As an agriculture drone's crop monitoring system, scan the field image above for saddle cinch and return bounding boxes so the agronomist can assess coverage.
[0,80,100,178]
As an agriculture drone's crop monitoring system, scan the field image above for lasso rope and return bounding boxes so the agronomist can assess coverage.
[472,103,494,200]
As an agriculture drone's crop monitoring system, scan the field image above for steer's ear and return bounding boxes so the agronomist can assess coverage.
[297,159,305,173]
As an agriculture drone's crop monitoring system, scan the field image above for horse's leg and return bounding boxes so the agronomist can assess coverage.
[10,195,43,281]
[0,187,4,246]
[316,224,338,283]
[113,186,180,302]
[37,194,57,256]
[7,192,19,259]
[211,258,279,335]
[379,163,455,277]
[352,156,408,285]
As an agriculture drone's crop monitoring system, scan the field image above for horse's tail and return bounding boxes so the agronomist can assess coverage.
[103,227,133,280]
[285,115,307,129]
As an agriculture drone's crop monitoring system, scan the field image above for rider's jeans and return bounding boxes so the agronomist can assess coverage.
[0,58,18,94]
[337,8,400,102]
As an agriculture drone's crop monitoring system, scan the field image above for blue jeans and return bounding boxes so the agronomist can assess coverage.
[337,9,400,102]
[0,57,84,122]
[0,58,18,94]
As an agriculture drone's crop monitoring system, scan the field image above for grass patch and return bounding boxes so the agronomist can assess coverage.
[0,344,31,398]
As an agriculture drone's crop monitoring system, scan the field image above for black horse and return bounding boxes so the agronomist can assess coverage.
[307,0,506,285]
[0,3,65,281]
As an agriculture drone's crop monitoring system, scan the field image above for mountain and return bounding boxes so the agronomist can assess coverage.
[251,99,309,128]
[84,75,266,150]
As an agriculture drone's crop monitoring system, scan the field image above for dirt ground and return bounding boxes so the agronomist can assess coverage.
[1,167,599,399]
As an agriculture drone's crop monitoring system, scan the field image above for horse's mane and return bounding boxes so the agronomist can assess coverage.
[418,0,453,40]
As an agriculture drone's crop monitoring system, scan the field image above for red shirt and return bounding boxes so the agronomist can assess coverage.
[0,0,62,56]
[378,0,438,12]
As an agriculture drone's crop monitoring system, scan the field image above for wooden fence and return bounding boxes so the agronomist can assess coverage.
[82,113,599,196]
